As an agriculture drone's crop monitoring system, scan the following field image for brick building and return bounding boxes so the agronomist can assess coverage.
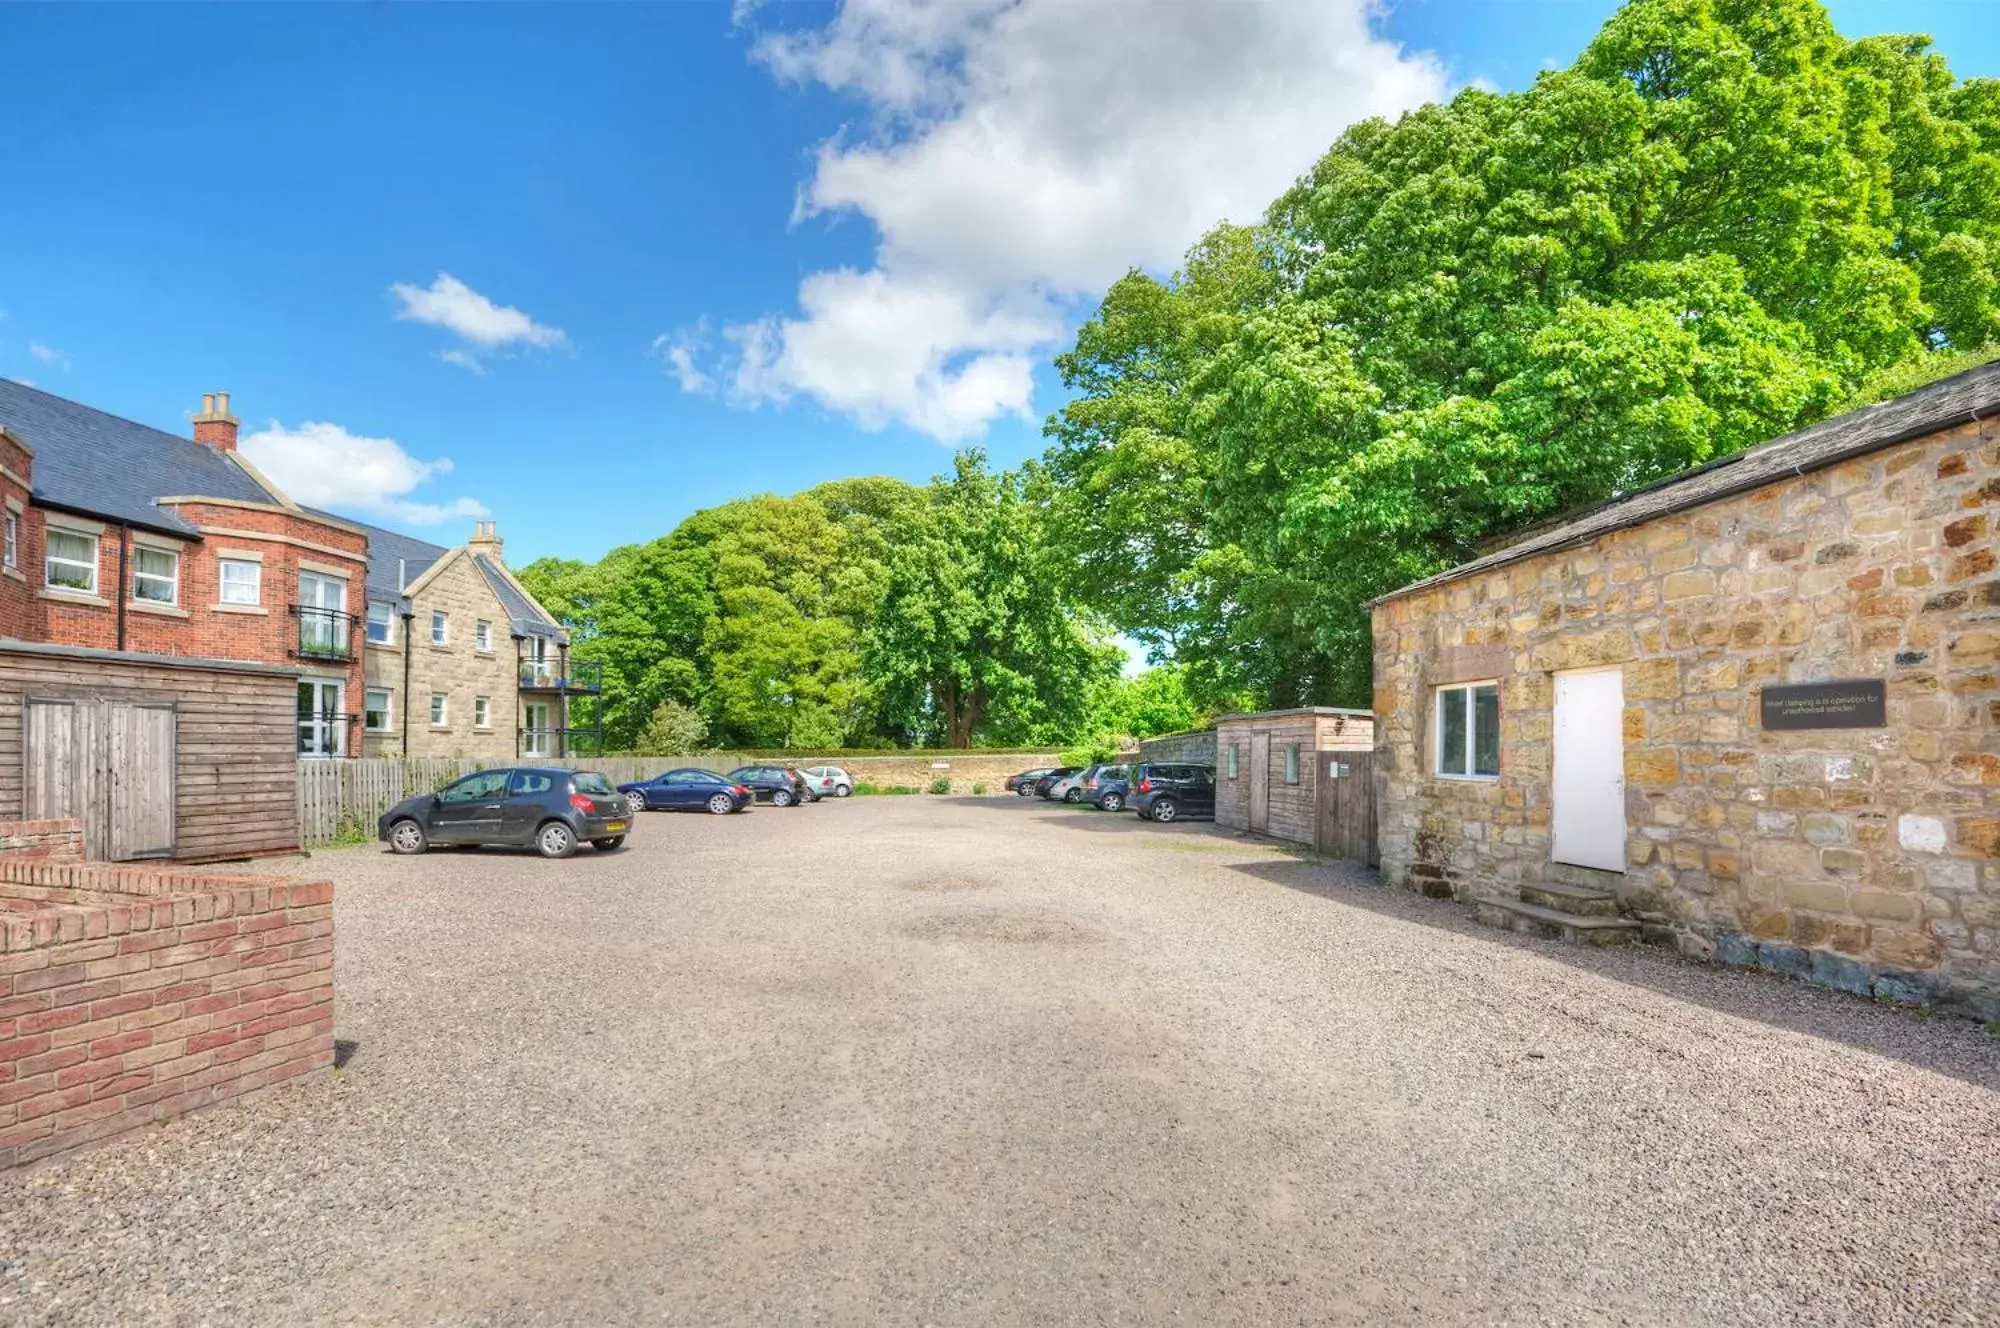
[1369,360,2000,1017]
[348,518,591,759]
[0,382,368,757]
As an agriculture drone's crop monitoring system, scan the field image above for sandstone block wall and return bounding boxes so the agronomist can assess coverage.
[1137,729,1218,766]
[0,840,335,1169]
[1371,417,1999,1017]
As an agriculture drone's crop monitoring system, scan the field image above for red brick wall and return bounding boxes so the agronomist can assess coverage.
[0,435,39,642]
[0,855,334,1169]
[0,820,83,860]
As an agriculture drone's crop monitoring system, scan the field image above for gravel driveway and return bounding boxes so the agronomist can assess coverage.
[2,795,1997,1324]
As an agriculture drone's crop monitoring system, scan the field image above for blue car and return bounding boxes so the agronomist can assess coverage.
[617,768,754,816]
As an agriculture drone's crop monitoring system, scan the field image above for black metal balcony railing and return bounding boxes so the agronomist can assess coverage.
[290,605,358,662]
[518,727,605,758]
[517,657,604,693]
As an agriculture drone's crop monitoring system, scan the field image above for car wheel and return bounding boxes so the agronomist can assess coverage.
[771,788,795,807]
[536,821,577,859]
[834,784,852,798]
[388,818,428,855]
[625,791,647,815]
[1150,798,1179,823]
[706,792,735,815]
[1063,788,1082,803]
[1100,793,1124,812]
[592,836,626,851]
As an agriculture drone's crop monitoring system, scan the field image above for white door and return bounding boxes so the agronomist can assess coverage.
[522,701,551,756]
[298,679,345,758]
[1552,668,1627,872]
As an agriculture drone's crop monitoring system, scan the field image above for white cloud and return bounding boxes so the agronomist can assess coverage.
[240,420,489,527]
[650,320,716,394]
[28,343,71,371]
[390,273,566,373]
[692,0,1447,441]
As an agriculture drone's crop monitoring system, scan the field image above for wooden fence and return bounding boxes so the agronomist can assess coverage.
[296,751,1060,846]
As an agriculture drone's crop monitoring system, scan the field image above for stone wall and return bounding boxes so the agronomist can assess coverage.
[1137,729,1217,766]
[0,855,335,1168]
[1370,416,1999,1017]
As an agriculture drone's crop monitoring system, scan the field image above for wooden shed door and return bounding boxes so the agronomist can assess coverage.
[1248,732,1270,833]
[109,704,176,859]
[1315,750,1378,865]
[21,698,175,860]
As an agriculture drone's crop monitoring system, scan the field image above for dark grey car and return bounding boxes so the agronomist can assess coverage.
[378,767,631,859]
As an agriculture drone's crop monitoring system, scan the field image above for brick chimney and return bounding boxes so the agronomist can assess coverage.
[192,392,238,451]
[467,518,504,561]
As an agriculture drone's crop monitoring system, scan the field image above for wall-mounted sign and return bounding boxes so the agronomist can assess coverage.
[930,761,951,769]
[1760,679,1886,730]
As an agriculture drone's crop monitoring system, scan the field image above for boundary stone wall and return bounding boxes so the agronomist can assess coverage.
[0,822,334,1169]
[1137,729,1218,766]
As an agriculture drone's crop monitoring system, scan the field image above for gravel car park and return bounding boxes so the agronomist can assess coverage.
[3,797,1995,1324]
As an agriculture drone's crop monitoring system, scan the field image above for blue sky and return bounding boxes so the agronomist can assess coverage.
[1,0,1993,566]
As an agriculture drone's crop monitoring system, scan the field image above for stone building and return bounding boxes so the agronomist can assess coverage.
[1369,361,2000,1017]
[351,519,595,759]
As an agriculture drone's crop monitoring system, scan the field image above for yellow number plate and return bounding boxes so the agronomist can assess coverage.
[604,821,627,833]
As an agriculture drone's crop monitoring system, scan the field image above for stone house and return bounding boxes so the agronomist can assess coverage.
[0,381,369,758]
[351,518,593,759]
[1369,360,2000,1017]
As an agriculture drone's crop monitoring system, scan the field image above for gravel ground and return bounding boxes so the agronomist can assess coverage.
[2,795,1997,1325]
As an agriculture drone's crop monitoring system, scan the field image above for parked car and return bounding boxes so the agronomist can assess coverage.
[1044,768,1093,803]
[798,765,854,798]
[618,768,753,816]
[725,765,812,807]
[1086,765,1132,811]
[380,767,631,858]
[1006,768,1056,796]
[1032,767,1080,798]
[1130,763,1217,823]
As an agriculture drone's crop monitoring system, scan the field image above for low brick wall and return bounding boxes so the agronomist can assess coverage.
[0,846,335,1169]
[0,820,83,859]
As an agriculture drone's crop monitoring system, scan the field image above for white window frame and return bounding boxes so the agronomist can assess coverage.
[475,619,492,652]
[473,695,492,729]
[429,693,449,727]
[218,557,262,606]
[44,527,98,595]
[431,611,449,646]
[1435,680,1502,781]
[364,688,394,733]
[131,545,179,606]
[1226,744,1238,779]
[297,679,345,758]
[3,512,16,570]
[522,700,551,756]
[366,601,395,645]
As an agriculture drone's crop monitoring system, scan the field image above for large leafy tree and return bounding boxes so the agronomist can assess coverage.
[1046,0,2000,707]
[867,452,1120,747]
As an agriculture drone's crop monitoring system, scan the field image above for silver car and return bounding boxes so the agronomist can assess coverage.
[798,765,853,798]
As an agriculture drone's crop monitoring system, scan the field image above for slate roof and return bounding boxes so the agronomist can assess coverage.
[323,510,566,642]
[1373,357,2000,606]
[0,378,279,534]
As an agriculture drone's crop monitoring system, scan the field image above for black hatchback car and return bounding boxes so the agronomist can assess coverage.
[1129,763,1217,822]
[617,769,753,816]
[725,765,813,806]
[380,767,631,858]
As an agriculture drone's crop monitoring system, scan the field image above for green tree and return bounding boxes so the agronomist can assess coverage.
[635,699,709,755]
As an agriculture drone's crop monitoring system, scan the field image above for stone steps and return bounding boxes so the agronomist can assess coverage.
[1472,894,1641,947]
[1518,880,1622,918]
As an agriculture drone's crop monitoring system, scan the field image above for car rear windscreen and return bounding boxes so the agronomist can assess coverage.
[572,772,616,794]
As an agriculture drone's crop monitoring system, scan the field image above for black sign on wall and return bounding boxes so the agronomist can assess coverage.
[1759,679,1887,730]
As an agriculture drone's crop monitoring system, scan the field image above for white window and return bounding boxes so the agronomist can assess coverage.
[429,693,448,727]
[1284,744,1300,785]
[297,571,348,659]
[475,619,492,652]
[132,546,179,605]
[45,528,98,594]
[1436,681,1501,780]
[474,695,491,729]
[430,611,449,646]
[219,557,261,605]
[3,512,16,570]
[297,680,344,757]
[522,701,551,756]
[366,601,394,644]
[1226,745,1238,779]
[364,688,393,732]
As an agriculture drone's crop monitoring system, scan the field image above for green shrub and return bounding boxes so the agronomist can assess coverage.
[928,777,953,795]
[971,782,988,795]
[855,782,919,796]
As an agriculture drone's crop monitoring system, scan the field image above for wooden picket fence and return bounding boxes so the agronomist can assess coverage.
[296,755,738,846]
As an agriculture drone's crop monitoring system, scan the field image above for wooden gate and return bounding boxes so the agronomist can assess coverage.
[1315,749,1377,865]
[23,697,177,860]
[1248,732,1270,833]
